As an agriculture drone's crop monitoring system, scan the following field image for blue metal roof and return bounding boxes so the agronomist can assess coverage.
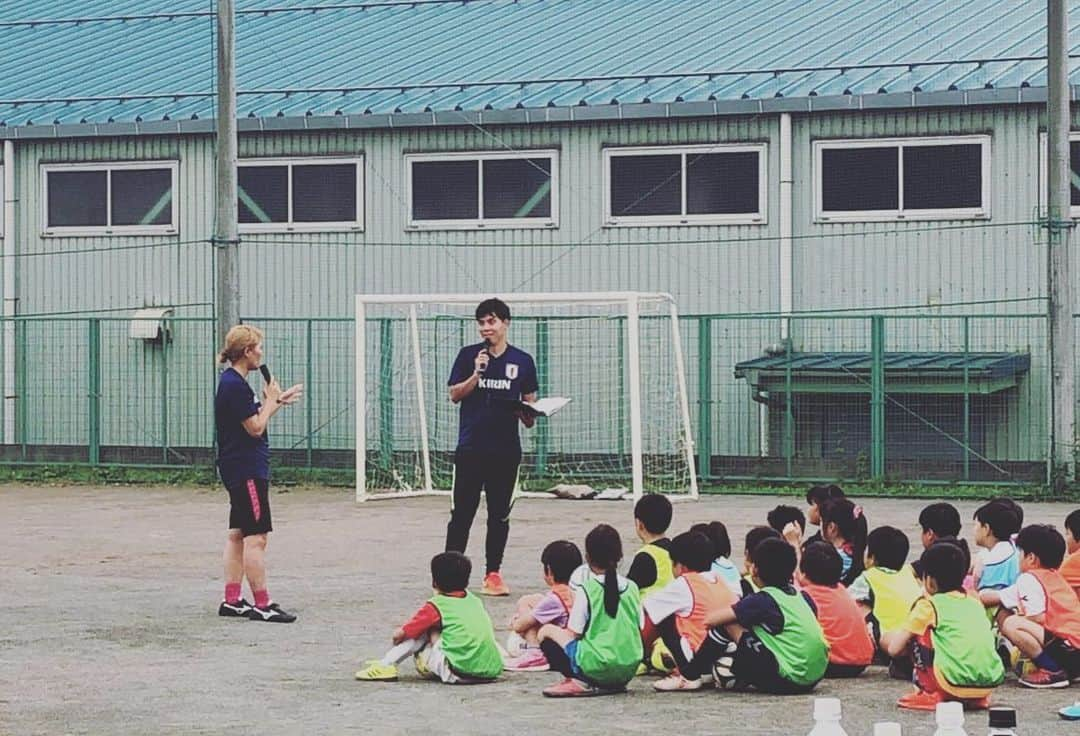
[0,0,1076,136]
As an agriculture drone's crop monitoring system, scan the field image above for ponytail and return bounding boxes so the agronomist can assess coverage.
[848,504,868,583]
[584,523,624,619]
[821,499,868,585]
[603,565,619,617]
[218,324,263,366]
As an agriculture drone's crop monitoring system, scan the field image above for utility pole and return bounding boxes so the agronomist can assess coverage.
[214,0,240,344]
[1047,0,1077,485]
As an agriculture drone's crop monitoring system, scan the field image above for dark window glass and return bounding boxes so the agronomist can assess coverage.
[482,158,551,219]
[610,154,681,216]
[903,144,982,210]
[821,147,899,211]
[48,170,107,227]
[686,151,760,215]
[238,166,288,223]
[1068,141,1080,207]
[293,164,357,223]
[111,168,172,226]
[412,160,479,220]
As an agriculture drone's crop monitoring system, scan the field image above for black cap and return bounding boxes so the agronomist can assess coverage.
[988,707,1016,728]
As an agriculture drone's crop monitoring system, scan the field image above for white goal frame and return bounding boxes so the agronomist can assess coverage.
[355,291,698,502]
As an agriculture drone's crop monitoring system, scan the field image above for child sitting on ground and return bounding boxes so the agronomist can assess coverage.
[355,551,503,684]
[913,503,972,586]
[690,521,742,599]
[642,531,737,691]
[627,494,674,672]
[849,525,923,679]
[972,500,1023,595]
[798,541,874,678]
[820,497,868,587]
[538,524,644,698]
[696,537,829,694]
[883,542,1004,711]
[805,484,846,545]
[982,524,1080,689]
[740,526,783,597]
[1061,510,1080,598]
[504,540,583,671]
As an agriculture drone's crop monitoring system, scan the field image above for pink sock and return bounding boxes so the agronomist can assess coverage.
[225,583,242,604]
[253,589,270,608]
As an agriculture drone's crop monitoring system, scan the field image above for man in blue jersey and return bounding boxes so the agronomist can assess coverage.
[446,298,538,596]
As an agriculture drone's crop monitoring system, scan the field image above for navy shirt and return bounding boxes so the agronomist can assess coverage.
[448,343,538,453]
[732,585,818,635]
[215,367,270,484]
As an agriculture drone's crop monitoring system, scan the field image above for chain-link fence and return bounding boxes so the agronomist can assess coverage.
[0,312,1071,488]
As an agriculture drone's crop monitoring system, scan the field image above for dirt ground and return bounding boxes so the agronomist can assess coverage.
[2,485,1078,735]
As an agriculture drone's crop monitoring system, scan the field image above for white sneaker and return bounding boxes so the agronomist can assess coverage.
[505,632,527,658]
[653,673,704,692]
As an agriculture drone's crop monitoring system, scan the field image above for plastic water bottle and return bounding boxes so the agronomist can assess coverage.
[874,723,902,736]
[808,698,848,736]
[934,701,968,736]
[987,706,1017,735]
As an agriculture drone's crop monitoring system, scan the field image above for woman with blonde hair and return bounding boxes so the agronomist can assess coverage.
[215,324,303,622]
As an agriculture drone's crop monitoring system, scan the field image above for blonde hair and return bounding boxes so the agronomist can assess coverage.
[218,324,263,365]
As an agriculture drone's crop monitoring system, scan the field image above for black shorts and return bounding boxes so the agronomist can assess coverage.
[1045,634,1080,675]
[225,478,272,536]
[732,631,819,695]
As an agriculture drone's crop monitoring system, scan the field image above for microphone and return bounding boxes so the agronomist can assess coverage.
[259,364,271,383]
[477,339,492,376]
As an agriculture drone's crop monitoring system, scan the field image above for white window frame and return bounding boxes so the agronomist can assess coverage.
[0,162,4,240]
[238,156,364,233]
[405,150,559,230]
[41,161,179,236]
[602,143,767,227]
[1037,131,1080,218]
[813,135,991,222]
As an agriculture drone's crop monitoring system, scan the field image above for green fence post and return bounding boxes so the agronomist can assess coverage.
[161,318,169,463]
[535,318,550,477]
[617,317,626,460]
[88,318,101,465]
[870,315,885,480]
[16,319,26,460]
[784,335,794,478]
[306,319,314,469]
[697,317,712,481]
[378,318,393,472]
[962,317,971,481]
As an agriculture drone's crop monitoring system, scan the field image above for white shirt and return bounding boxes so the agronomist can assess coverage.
[568,570,644,634]
[996,571,1047,616]
[642,571,725,623]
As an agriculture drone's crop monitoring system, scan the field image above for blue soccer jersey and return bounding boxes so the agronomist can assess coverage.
[448,343,538,453]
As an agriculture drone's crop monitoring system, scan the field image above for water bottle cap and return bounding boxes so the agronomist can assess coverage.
[813,698,842,720]
[935,701,964,726]
[988,706,1017,728]
[873,723,902,736]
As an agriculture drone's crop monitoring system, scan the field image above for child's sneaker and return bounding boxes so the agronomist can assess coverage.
[1020,667,1069,689]
[1060,701,1080,720]
[355,660,398,681]
[481,571,510,596]
[504,648,549,672]
[649,639,676,673]
[897,689,947,711]
[505,632,528,658]
[247,602,296,623]
[653,673,704,692]
[218,598,252,617]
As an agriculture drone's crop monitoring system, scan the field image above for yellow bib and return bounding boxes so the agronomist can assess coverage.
[865,565,923,633]
[637,542,674,598]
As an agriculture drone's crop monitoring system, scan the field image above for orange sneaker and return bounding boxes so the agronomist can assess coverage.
[897,689,946,711]
[482,571,510,596]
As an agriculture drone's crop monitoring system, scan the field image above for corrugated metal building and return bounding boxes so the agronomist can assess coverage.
[0,0,1076,484]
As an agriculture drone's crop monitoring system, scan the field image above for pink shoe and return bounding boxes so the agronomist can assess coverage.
[505,648,550,672]
[543,678,600,698]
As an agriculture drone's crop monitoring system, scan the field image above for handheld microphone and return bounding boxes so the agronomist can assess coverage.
[477,339,492,376]
[259,364,271,383]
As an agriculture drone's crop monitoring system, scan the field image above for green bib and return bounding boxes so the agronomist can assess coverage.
[752,587,829,687]
[927,593,1004,688]
[429,592,503,679]
[575,576,644,687]
[637,542,674,598]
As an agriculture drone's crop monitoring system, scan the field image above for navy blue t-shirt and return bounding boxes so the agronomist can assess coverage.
[732,585,817,635]
[215,367,270,484]
[448,343,538,453]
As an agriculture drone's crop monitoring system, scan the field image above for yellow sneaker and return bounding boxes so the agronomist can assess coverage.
[635,662,649,677]
[650,639,675,674]
[414,652,432,678]
[355,660,398,681]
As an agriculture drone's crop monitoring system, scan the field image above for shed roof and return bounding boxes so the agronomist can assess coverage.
[1,0,1076,138]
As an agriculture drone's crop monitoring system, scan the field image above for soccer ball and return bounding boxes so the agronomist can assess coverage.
[711,639,739,690]
[505,632,528,658]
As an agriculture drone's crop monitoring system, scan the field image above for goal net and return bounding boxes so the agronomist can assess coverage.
[355,292,697,502]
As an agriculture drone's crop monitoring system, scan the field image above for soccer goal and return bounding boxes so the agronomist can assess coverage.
[355,292,697,502]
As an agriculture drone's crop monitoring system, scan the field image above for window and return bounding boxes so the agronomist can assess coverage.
[1037,132,1080,217]
[42,162,178,235]
[603,144,766,226]
[238,157,362,231]
[406,151,558,229]
[814,136,991,221]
